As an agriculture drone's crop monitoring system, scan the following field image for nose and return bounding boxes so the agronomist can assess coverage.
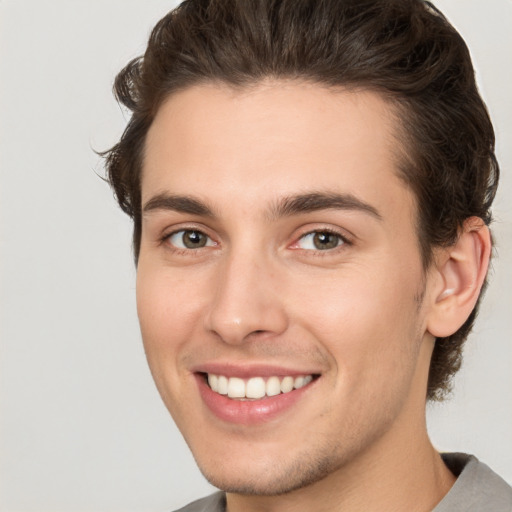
[204,250,289,345]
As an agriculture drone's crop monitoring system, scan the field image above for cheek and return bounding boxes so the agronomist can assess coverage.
[293,266,423,384]
[135,265,211,419]
[136,265,206,369]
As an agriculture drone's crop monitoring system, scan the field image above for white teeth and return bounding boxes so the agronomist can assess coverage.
[227,377,246,398]
[266,376,281,397]
[217,375,228,395]
[208,374,218,391]
[206,373,315,399]
[246,377,266,399]
[280,376,294,393]
[294,376,305,389]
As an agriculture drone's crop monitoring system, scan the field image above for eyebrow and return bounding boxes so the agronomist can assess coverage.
[143,193,216,217]
[268,192,382,221]
[142,191,382,221]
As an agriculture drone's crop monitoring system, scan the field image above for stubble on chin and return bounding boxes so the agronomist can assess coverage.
[198,442,343,497]
[193,410,400,500]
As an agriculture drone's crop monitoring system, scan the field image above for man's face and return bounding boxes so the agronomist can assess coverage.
[137,81,437,494]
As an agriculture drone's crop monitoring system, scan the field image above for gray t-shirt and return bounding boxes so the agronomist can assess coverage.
[434,453,512,511]
[174,453,512,511]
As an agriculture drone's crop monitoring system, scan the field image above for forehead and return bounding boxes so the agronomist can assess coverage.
[142,81,412,219]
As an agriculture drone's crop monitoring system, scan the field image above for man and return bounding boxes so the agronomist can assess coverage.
[103,0,512,510]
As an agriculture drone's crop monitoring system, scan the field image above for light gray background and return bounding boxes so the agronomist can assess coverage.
[0,1,510,511]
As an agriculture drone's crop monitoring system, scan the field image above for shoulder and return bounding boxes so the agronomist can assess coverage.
[435,453,512,512]
[172,491,226,512]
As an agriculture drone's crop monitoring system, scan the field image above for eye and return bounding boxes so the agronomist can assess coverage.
[167,229,215,249]
[296,231,345,251]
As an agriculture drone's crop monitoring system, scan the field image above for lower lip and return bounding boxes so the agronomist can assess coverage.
[195,374,315,425]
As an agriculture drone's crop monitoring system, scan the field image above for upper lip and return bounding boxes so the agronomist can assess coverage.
[191,362,321,379]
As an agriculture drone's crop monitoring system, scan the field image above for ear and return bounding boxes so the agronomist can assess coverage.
[426,217,492,338]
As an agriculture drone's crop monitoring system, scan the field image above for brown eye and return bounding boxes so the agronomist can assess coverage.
[298,231,344,250]
[168,230,214,249]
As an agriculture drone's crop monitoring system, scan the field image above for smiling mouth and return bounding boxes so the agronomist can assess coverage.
[203,373,318,400]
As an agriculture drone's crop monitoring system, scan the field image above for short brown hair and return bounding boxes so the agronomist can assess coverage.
[103,0,499,400]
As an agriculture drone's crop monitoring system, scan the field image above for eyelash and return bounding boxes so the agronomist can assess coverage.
[160,227,217,255]
[292,228,352,254]
[160,227,352,255]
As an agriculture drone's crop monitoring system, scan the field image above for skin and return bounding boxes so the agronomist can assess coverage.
[135,81,485,511]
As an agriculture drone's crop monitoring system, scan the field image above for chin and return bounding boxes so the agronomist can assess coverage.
[193,443,344,496]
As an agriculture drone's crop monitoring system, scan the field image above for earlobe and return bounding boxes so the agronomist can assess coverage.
[427,217,491,338]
